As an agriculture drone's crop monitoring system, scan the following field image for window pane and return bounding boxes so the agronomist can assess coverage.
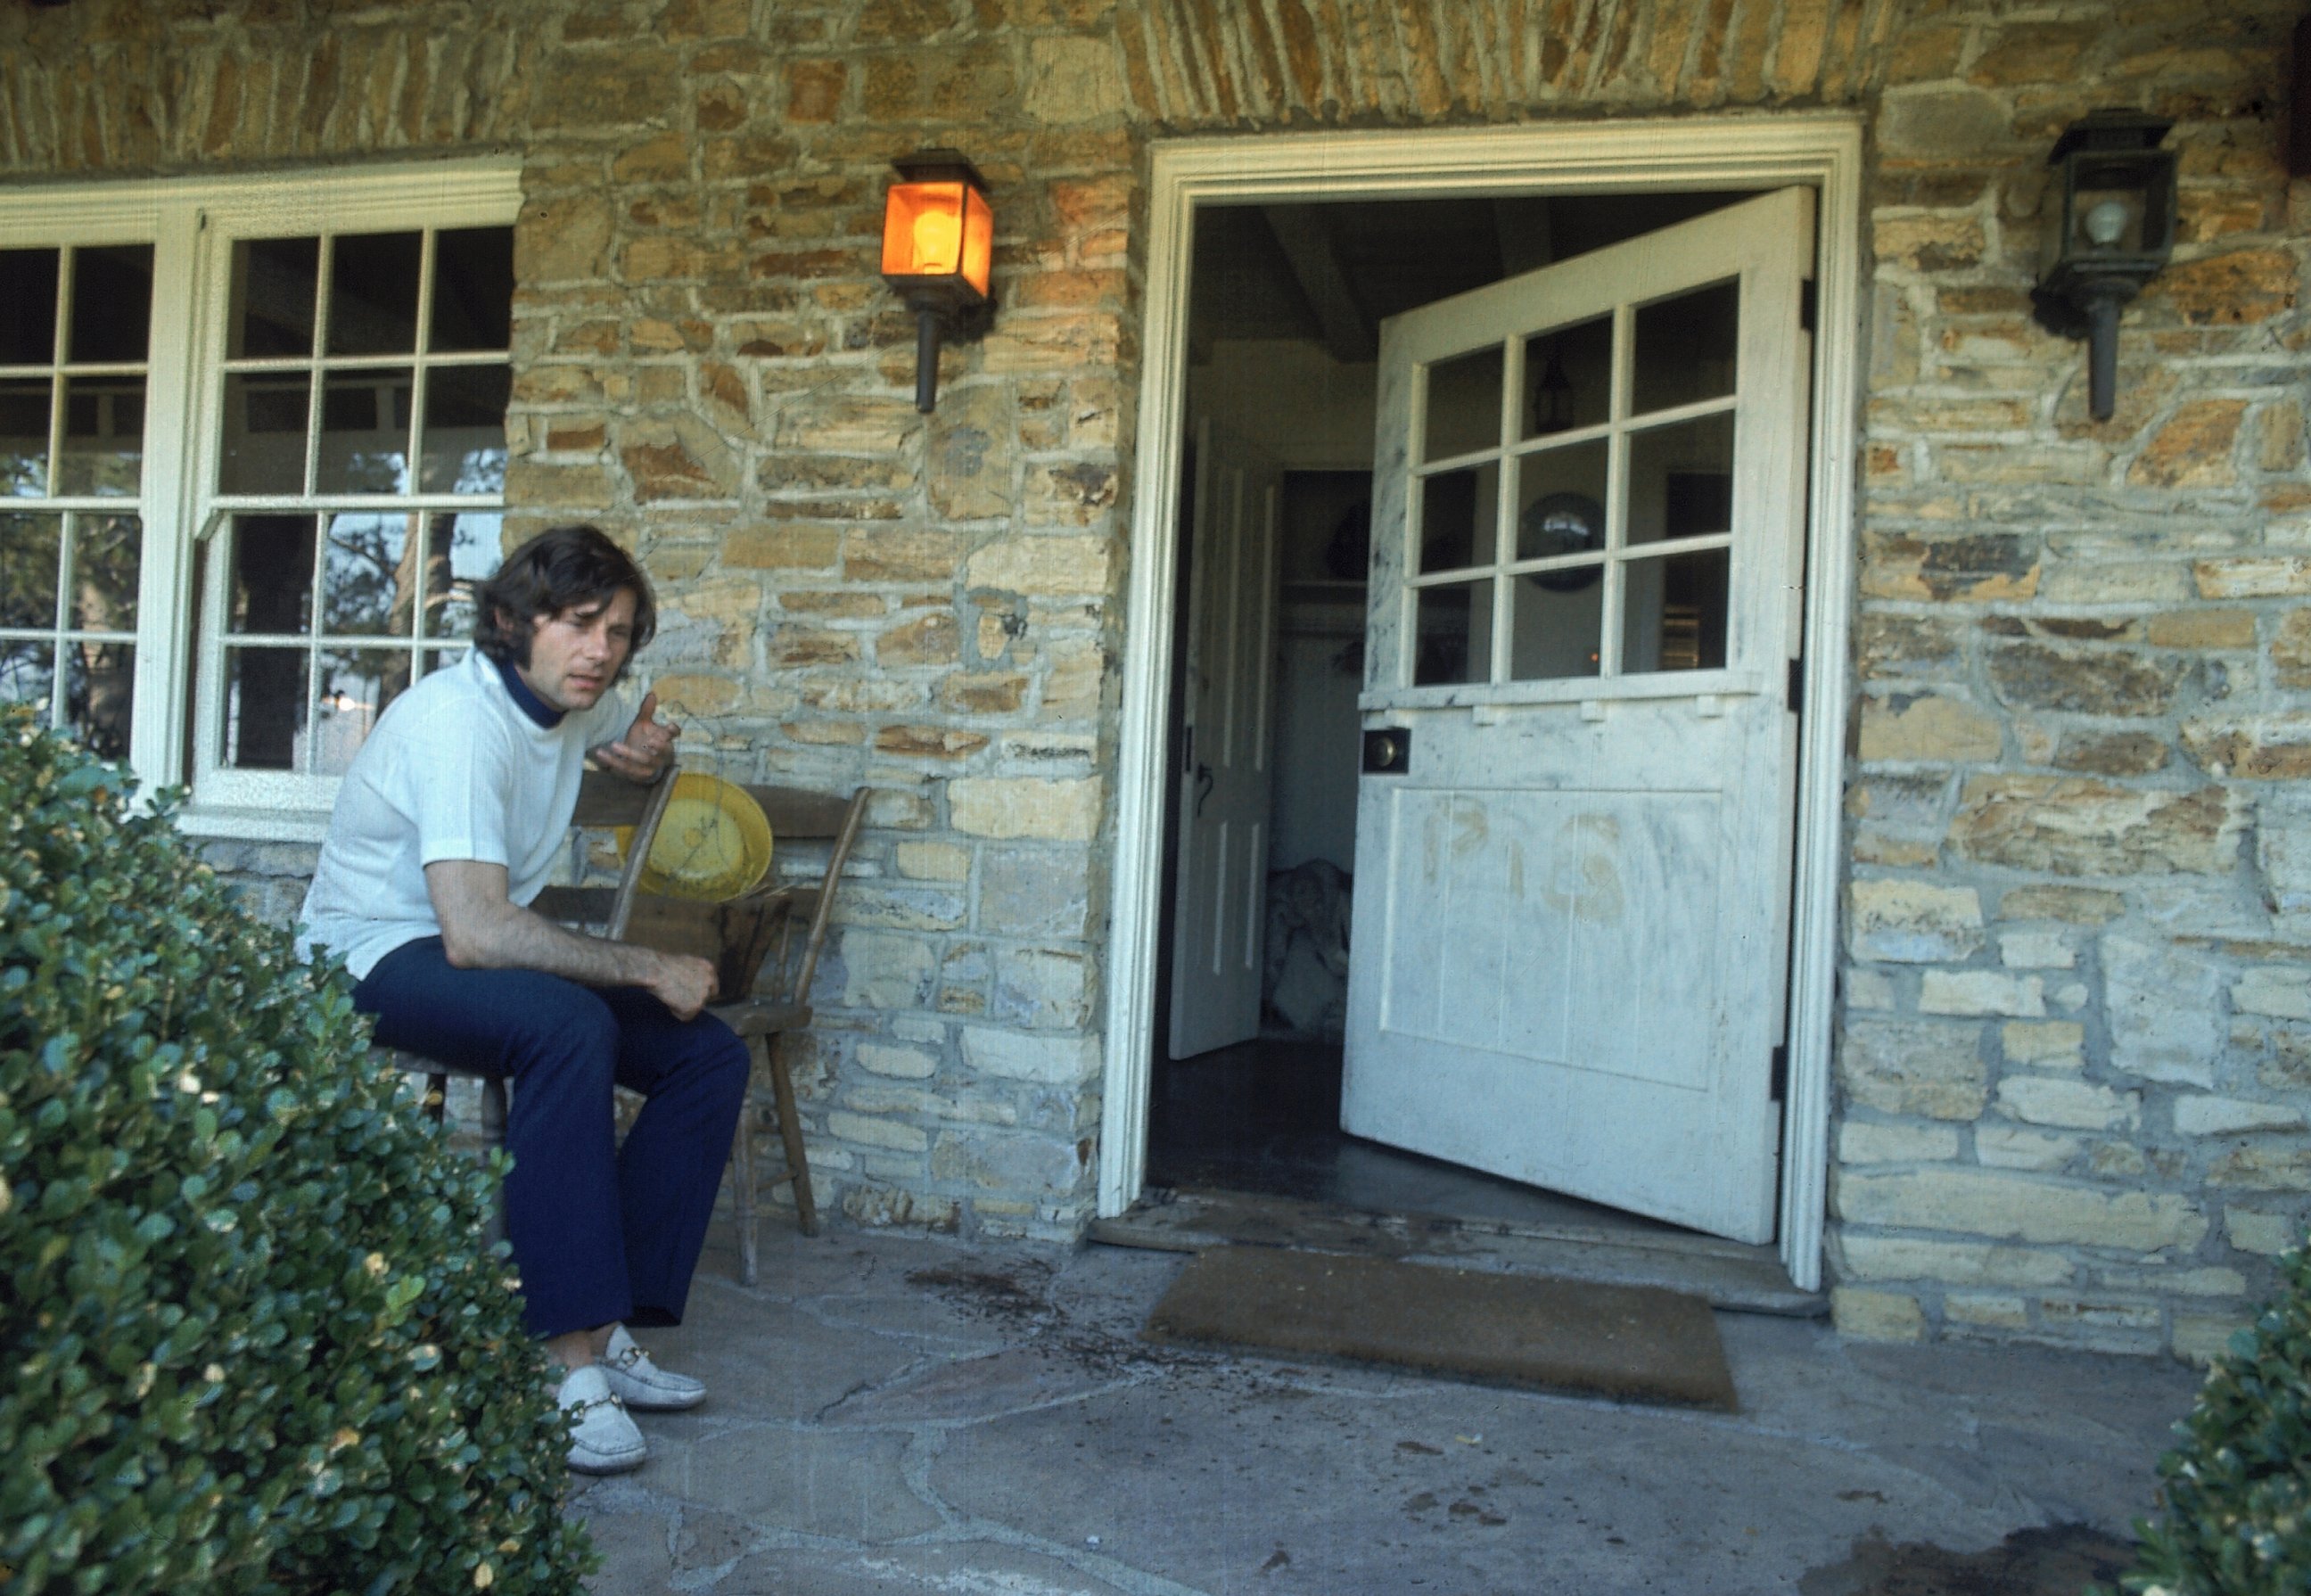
[418,364,509,492]
[228,514,317,637]
[68,514,140,629]
[0,640,54,718]
[317,369,411,494]
[223,646,308,769]
[1416,465,1497,574]
[68,245,154,365]
[1,379,51,496]
[1508,567,1605,682]
[1412,579,1491,687]
[1632,279,1739,416]
[64,639,134,760]
[1622,547,1730,675]
[313,647,413,774]
[321,511,415,637]
[0,512,61,629]
[0,250,59,366]
[219,373,309,494]
[231,237,319,358]
[328,232,423,356]
[1627,413,1735,548]
[1421,345,1502,463]
[58,374,144,495]
[432,228,514,352]
[1513,440,1609,572]
[420,511,503,639]
[1520,314,1611,438]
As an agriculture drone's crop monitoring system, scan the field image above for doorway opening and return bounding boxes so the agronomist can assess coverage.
[1146,188,1761,1245]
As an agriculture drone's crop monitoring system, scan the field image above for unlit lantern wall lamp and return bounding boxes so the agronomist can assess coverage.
[880,149,993,413]
[2028,109,2177,423]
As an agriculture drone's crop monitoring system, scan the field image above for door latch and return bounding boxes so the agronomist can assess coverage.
[1361,727,1412,774]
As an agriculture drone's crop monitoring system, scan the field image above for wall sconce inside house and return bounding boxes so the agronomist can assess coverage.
[2028,109,2177,422]
[880,149,993,413]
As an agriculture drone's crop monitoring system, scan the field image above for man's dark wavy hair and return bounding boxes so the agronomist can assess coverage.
[472,523,657,681]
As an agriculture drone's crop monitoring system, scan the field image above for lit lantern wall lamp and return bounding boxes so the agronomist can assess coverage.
[2028,109,2177,422]
[880,148,994,413]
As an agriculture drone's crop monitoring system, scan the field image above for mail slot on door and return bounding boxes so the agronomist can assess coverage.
[1361,727,1411,774]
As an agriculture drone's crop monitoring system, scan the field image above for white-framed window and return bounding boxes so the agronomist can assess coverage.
[0,161,520,835]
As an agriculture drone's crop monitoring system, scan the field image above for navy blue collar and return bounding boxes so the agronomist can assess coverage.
[492,653,566,729]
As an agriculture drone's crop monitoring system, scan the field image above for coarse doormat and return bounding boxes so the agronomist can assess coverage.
[1144,1246,1738,1411]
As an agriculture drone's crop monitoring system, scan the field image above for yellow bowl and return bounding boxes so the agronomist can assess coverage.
[619,773,774,901]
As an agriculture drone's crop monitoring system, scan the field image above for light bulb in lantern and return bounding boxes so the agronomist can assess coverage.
[2082,197,2132,249]
[909,199,961,275]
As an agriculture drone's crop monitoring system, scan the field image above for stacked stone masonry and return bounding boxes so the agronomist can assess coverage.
[5,0,2306,1356]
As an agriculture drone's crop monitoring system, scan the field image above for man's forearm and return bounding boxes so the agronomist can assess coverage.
[442,899,663,989]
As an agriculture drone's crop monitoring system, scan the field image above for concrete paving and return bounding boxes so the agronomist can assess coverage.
[570,1224,2205,1595]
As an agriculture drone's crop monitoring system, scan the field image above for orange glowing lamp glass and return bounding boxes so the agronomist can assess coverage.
[880,150,993,412]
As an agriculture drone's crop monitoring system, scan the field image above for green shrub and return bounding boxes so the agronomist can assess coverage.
[2103,1237,2311,1596]
[0,709,593,1594]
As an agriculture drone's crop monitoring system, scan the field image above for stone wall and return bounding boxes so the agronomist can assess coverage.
[6,0,2307,1353]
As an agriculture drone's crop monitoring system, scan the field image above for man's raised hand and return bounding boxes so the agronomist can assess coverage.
[595,690,678,782]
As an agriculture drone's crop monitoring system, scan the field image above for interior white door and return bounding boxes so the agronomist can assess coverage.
[1340,188,1814,1243]
[1168,418,1285,1059]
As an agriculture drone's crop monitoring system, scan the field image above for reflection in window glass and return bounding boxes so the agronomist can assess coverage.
[420,512,503,639]
[69,515,140,629]
[420,365,510,493]
[1513,440,1609,569]
[1,379,51,497]
[1632,279,1739,415]
[432,229,515,352]
[224,646,308,769]
[314,648,411,774]
[317,370,413,494]
[1622,547,1730,675]
[230,237,319,358]
[0,513,61,629]
[69,246,154,365]
[219,374,310,494]
[58,375,145,496]
[1508,571,1604,682]
[327,232,424,356]
[1627,412,1734,547]
[1521,314,1611,438]
[64,640,134,760]
[1412,579,1492,687]
[322,512,414,637]
[1421,345,1503,463]
[228,514,317,637]
[1417,465,1497,574]
[0,250,59,366]
[1,641,53,712]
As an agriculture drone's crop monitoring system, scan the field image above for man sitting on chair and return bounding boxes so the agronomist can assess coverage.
[297,522,748,1476]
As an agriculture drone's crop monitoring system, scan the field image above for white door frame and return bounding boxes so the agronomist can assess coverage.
[1098,116,1864,1294]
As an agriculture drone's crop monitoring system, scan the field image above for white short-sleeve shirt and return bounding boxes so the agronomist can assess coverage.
[296,648,627,979]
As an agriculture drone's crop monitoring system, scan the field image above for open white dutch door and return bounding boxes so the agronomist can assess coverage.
[1341,186,1814,1244]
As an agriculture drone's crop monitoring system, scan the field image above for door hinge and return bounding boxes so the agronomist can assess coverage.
[1786,657,1804,718]
[1770,1044,1789,1102]
[1798,278,1817,333]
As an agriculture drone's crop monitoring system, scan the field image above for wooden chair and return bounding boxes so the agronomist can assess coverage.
[621,783,869,1284]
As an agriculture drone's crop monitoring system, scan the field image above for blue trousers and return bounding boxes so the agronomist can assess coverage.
[355,937,750,1339]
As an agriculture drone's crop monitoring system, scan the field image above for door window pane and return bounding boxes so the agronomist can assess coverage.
[0,513,61,629]
[69,514,140,629]
[420,364,510,492]
[58,375,144,495]
[1412,579,1492,687]
[69,245,154,364]
[64,640,134,760]
[0,250,59,365]
[328,232,424,356]
[228,514,317,637]
[1421,345,1503,463]
[420,511,504,639]
[314,647,412,773]
[223,646,309,769]
[231,237,319,358]
[219,374,310,494]
[432,228,514,352]
[322,512,415,637]
[317,369,412,494]
[1520,314,1611,438]
[1,380,51,496]
[1627,413,1734,547]
[1632,279,1739,415]
[1417,465,1497,574]
[1622,547,1730,674]
[1513,440,1609,571]
[1509,571,1604,681]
